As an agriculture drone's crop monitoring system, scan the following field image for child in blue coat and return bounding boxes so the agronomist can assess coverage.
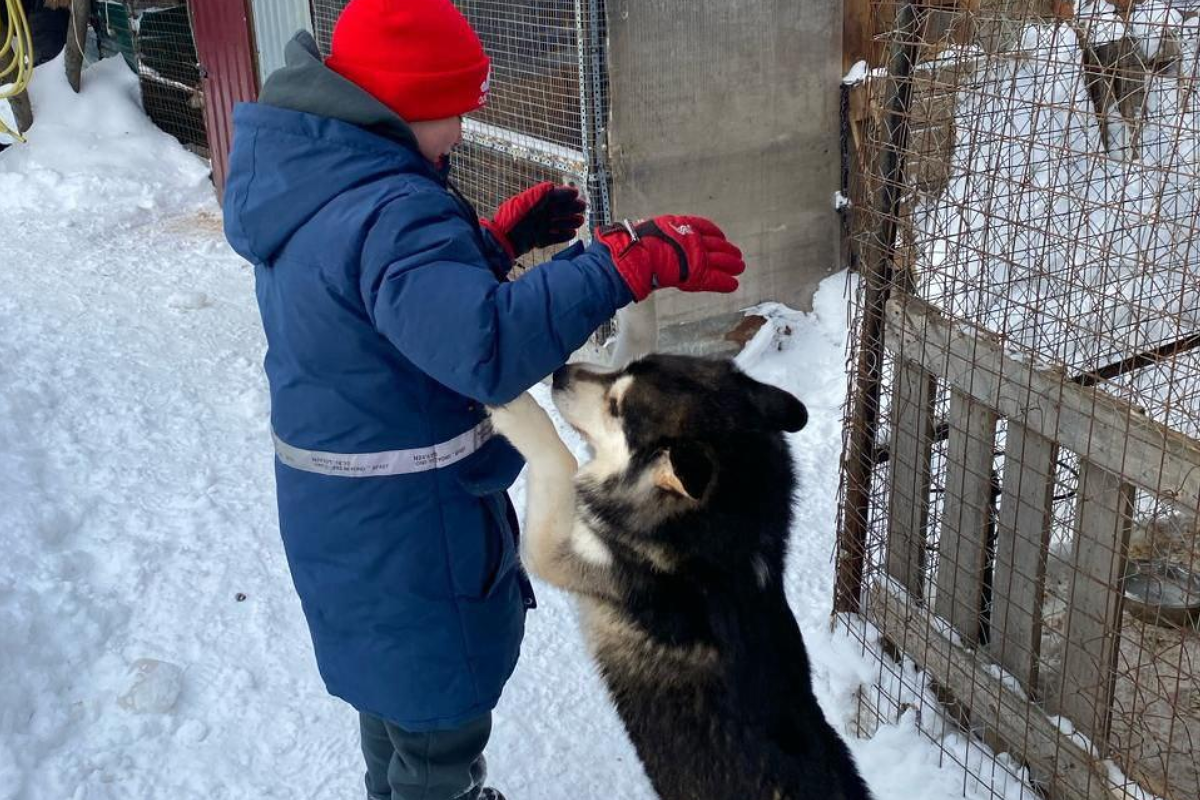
[223,1,745,797]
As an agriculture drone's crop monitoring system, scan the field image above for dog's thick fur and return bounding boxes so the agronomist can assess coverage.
[490,355,872,800]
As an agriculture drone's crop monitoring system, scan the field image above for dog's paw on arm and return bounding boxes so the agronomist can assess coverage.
[487,392,578,472]
[486,392,550,446]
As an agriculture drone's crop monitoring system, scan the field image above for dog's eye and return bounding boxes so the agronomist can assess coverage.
[608,398,619,417]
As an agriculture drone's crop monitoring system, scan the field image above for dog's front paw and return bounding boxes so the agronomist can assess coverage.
[487,392,561,456]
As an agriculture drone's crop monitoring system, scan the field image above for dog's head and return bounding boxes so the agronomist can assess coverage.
[551,354,806,517]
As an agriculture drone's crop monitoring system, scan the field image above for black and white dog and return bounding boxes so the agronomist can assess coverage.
[489,353,872,800]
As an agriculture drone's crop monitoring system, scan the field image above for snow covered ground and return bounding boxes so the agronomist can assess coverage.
[1,56,1032,799]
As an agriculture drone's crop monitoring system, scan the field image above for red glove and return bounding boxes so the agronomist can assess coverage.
[595,216,746,301]
[481,182,587,259]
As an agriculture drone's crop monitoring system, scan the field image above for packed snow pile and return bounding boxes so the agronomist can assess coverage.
[1075,2,1129,47]
[916,15,1200,434]
[0,53,212,218]
[1075,1,1196,57]
[1127,2,1186,61]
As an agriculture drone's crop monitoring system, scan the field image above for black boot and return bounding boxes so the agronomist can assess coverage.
[464,756,506,799]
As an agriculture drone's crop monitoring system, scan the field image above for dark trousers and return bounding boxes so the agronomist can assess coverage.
[360,711,492,800]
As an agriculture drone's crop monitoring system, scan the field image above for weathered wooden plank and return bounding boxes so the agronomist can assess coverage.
[990,423,1058,692]
[883,297,1200,511]
[933,391,997,644]
[1059,461,1135,747]
[843,0,875,70]
[886,359,938,598]
[868,580,1114,800]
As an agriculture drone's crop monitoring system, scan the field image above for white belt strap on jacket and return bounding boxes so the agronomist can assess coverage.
[273,419,494,478]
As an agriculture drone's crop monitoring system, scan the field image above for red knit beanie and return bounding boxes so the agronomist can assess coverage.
[326,0,491,122]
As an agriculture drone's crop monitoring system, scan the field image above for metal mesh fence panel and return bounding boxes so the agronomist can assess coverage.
[458,0,582,151]
[309,0,611,276]
[310,0,340,54]
[94,1,206,155]
[838,3,1200,799]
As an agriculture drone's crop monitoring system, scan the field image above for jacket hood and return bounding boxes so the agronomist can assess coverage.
[258,32,420,149]
[223,32,437,265]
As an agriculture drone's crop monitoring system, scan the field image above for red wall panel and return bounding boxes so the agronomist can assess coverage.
[191,0,259,199]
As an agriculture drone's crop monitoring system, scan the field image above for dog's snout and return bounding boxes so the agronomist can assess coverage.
[795,403,808,432]
[552,366,572,391]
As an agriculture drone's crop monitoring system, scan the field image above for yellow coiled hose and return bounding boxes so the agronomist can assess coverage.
[0,0,33,142]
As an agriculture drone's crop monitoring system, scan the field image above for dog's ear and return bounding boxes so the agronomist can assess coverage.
[735,374,808,432]
[654,442,715,500]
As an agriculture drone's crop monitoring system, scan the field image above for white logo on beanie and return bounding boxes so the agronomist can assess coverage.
[478,67,491,105]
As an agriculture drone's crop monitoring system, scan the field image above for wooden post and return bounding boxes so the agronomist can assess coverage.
[836,2,923,614]
[886,359,938,598]
[844,0,876,71]
[1059,462,1135,748]
[933,391,997,642]
[990,424,1058,692]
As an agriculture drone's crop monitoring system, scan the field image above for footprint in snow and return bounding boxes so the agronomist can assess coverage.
[166,292,213,311]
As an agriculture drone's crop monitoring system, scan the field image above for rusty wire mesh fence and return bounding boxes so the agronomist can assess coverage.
[838,2,1200,799]
[311,0,610,274]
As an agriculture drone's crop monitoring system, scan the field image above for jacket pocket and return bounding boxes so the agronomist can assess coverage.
[478,492,519,598]
[451,482,519,600]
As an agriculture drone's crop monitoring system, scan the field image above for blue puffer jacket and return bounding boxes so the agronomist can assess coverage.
[223,33,632,731]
